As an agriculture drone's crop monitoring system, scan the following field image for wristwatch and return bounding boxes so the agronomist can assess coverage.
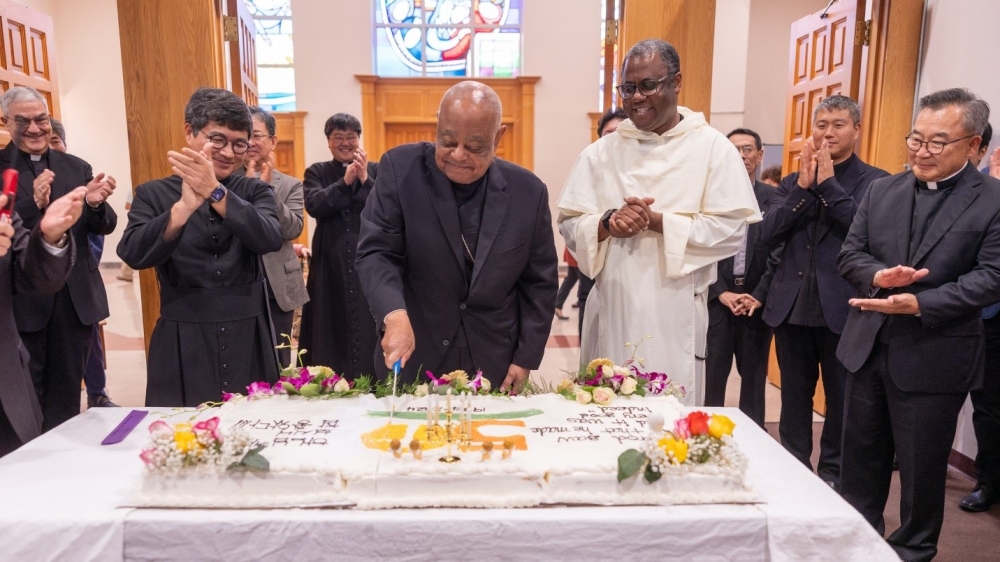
[207,185,226,203]
[600,208,616,233]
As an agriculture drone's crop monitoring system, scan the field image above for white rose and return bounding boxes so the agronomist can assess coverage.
[414,383,429,397]
[620,377,638,395]
[592,387,615,406]
[332,378,351,393]
[613,366,630,377]
[575,389,593,404]
[479,378,492,394]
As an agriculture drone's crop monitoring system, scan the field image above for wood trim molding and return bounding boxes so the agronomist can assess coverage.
[354,75,540,170]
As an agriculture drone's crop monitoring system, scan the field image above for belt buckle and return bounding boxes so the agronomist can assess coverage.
[734,277,745,286]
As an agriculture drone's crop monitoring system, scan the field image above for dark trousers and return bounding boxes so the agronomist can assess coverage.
[972,315,1000,485]
[83,324,107,399]
[21,287,93,431]
[841,342,966,562]
[555,266,579,309]
[577,274,594,335]
[705,306,771,427]
[268,297,294,369]
[774,323,846,483]
[0,407,23,458]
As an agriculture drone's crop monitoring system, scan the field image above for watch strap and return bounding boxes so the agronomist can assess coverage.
[101,409,149,445]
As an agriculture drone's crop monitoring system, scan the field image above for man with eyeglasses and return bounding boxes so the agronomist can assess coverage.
[558,39,760,406]
[837,88,1000,561]
[0,86,117,430]
[298,113,379,379]
[118,87,282,407]
[760,95,889,491]
[239,106,309,369]
[704,128,776,426]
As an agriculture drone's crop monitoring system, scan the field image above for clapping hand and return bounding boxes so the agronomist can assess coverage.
[168,147,217,199]
[33,169,54,209]
[40,186,87,245]
[354,149,369,183]
[815,141,834,185]
[85,173,116,206]
[246,153,276,185]
[872,265,929,289]
[797,141,817,189]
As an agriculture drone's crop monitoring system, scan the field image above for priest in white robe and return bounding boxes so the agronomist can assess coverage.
[557,39,761,405]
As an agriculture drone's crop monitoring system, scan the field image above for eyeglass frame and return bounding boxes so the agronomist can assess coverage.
[904,133,976,156]
[328,133,360,144]
[2,113,51,130]
[733,144,761,156]
[199,130,251,155]
[616,74,674,100]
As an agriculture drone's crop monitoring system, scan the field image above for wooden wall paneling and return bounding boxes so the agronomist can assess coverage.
[0,0,59,148]
[355,76,539,171]
[858,0,924,175]
[273,111,310,246]
[224,0,258,105]
[618,0,716,116]
[117,0,228,353]
[588,111,602,142]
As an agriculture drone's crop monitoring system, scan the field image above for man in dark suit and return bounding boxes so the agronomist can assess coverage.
[705,128,776,427]
[357,81,558,392]
[0,86,117,431]
[837,88,1000,561]
[0,187,87,457]
[760,95,889,488]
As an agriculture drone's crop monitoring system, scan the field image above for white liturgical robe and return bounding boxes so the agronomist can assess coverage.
[557,107,761,405]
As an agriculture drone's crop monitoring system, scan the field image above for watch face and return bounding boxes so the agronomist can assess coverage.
[209,186,226,202]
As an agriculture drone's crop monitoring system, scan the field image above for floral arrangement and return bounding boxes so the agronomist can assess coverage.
[139,417,269,474]
[223,366,373,402]
[557,338,685,406]
[417,369,492,396]
[617,411,745,484]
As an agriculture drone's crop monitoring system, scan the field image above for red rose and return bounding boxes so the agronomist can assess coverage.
[686,411,710,436]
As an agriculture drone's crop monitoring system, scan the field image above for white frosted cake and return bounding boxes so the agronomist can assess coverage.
[133,394,755,509]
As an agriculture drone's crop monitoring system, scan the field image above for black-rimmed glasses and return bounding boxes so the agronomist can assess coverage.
[3,114,50,130]
[905,134,974,155]
[200,131,250,154]
[616,75,672,100]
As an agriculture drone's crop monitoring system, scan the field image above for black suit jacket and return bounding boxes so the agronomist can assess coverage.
[709,180,777,328]
[837,165,1000,393]
[0,213,74,446]
[1,143,116,330]
[356,142,558,384]
[761,155,889,333]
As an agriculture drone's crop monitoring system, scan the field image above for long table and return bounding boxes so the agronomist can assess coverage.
[0,406,898,562]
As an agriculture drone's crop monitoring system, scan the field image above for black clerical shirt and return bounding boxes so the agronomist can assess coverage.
[788,154,858,327]
[452,171,488,282]
[908,164,966,259]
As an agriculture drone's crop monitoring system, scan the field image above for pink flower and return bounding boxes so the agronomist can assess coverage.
[193,417,222,441]
[320,375,343,391]
[469,370,491,394]
[279,368,313,390]
[426,371,450,387]
[246,381,272,398]
[673,417,691,440]
[139,448,158,465]
[148,420,172,437]
[222,392,236,402]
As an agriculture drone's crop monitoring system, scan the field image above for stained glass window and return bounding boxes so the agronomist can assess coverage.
[373,0,522,77]
[245,0,296,111]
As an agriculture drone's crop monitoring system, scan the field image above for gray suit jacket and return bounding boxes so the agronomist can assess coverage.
[260,169,309,312]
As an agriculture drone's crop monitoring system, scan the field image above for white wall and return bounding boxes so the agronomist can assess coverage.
[919,0,1000,462]
[710,0,751,134]
[13,0,132,263]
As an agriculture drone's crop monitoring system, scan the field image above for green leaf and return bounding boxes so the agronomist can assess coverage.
[299,383,321,397]
[644,463,662,484]
[240,450,270,471]
[281,381,298,394]
[617,448,647,483]
[226,461,241,471]
[633,385,646,397]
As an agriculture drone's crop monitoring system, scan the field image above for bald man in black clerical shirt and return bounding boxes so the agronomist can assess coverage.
[356,81,557,393]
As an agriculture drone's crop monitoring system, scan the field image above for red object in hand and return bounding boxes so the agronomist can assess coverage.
[0,168,18,218]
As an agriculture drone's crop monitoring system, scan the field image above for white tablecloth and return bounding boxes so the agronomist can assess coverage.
[0,407,898,562]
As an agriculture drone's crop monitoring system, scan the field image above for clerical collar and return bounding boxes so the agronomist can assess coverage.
[833,153,856,177]
[19,149,47,161]
[916,163,967,191]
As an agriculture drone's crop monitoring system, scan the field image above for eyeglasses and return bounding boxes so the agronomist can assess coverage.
[250,133,271,142]
[200,131,250,154]
[905,134,974,155]
[733,145,759,156]
[616,75,672,100]
[329,134,359,144]
[3,113,50,130]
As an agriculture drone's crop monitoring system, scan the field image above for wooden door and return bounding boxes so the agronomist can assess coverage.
[781,0,865,176]
[225,0,258,106]
[0,0,58,147]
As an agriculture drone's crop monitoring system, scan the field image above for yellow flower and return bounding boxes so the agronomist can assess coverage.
[556,379,576,393]
[442,370,469,386]
[657,435,688,464]
[708,414,735,439]
[586,358,613,376]
[173,429,200,454]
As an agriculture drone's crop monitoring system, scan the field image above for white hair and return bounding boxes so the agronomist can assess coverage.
[0,86,48,116]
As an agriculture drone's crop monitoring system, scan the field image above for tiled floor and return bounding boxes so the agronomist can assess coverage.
[95,267,806,426]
